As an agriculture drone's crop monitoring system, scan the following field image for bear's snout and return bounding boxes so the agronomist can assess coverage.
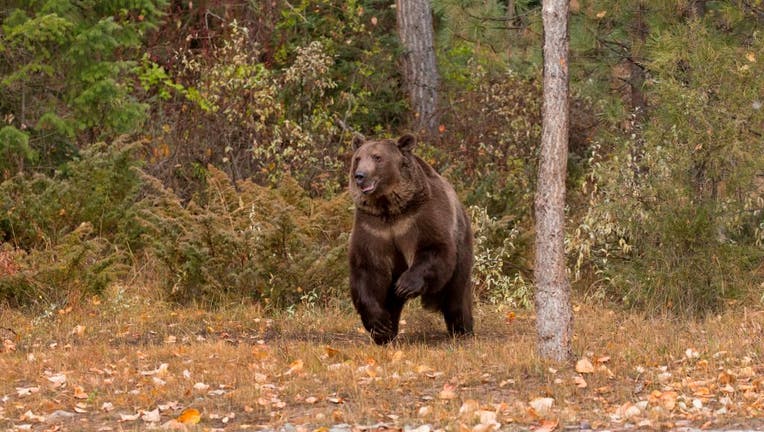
[354,171,367,185]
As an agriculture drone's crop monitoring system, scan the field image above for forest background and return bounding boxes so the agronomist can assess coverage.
[2,0,763,316]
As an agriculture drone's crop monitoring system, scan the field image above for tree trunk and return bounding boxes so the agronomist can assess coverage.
[534,0,573,362]
[396,0,440,136]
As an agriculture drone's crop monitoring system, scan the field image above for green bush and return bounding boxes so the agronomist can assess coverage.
[138,166,352,307]
[1,1,167,168]
[571,15,764,315]
[0,224,126,307]
[0,140,142,306]
[0,139,143,249]
[469,206,533,308]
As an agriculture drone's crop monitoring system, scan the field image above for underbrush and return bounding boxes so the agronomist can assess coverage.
[138,166,351,307]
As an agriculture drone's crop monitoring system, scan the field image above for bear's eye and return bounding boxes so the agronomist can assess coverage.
[372,154,382,162]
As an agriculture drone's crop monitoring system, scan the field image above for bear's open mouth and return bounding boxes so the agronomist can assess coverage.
[361,180,377,194]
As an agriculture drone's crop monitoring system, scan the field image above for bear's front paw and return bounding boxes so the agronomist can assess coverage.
[395,271,425,299]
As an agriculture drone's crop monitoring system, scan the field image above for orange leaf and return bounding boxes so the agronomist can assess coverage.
[73,385,88,399]
[177,408,201,424]
[505,311,516,324]
[532,418,559,432]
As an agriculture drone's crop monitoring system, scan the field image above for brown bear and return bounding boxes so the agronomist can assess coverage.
[348,133,474,344]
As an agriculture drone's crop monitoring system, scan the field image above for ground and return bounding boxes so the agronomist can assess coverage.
[0,292,763,431]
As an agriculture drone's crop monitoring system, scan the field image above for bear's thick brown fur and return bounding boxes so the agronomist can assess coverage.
[348,133,473,344]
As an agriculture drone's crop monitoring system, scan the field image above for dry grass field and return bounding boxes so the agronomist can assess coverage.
[1,288,763,431]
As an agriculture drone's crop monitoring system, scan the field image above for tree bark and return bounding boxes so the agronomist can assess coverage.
[396,0,440,136]
[534,0,573,362]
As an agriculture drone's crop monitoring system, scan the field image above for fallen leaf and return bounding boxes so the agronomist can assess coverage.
[141,363,169,376]
[46,372,67,388]
[141,408,161,423]
[573,375,588,388]
[718,370,736,385]
[529,397,554,416]
[16,386,40,397]
[575,358,595,374]
[685,348,700,360]
[193,382,209,391]
[532,418,559,432]
[459,399,480,418]
[284,359,304,375]
[439,383,458,400]
[71,325,86,336]
[160,419,188,430]
[119,413,140,422]
[415,365,434,374]
[20,410,46,423]
[649,390,677,411]
[324,346,345,359]
[476,409,498,425]
[505,311,516,324]
[73,385,88,399]
[305,396,319,404]
[418,405,432,417]
[177,408,201,424]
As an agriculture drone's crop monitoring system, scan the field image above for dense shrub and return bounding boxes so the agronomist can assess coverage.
[469,206,533,308]
[571,15,764,315]
[0,140,142,306]
[138,166,352,307]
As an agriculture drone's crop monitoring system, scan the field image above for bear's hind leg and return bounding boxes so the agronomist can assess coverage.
[439,251,474,337]
[443,303,473,336]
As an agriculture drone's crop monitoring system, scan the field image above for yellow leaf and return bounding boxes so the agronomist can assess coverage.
[177,408,201,424]
[415,365,434,374]
[284,359,304,375]
[575,358,595,374]
[596,10,606,18]
[746,52,756,63]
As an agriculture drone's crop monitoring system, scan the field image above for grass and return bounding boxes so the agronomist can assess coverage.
[0,288,763,431]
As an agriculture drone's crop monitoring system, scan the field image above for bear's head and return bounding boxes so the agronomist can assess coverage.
[349,134,427,215]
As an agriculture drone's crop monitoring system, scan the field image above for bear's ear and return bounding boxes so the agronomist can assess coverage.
[397,134,416,153]
[352,133,366,150]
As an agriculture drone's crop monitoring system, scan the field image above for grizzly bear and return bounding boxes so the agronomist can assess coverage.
[348,133,474,344]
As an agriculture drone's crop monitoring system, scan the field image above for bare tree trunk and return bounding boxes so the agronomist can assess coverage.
[534,0,573,362]
[396,0,440,136]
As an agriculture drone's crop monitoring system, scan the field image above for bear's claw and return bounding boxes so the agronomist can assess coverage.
[394,271,424,299]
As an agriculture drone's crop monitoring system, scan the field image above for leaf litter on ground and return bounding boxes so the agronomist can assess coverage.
[0,302,763,431]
